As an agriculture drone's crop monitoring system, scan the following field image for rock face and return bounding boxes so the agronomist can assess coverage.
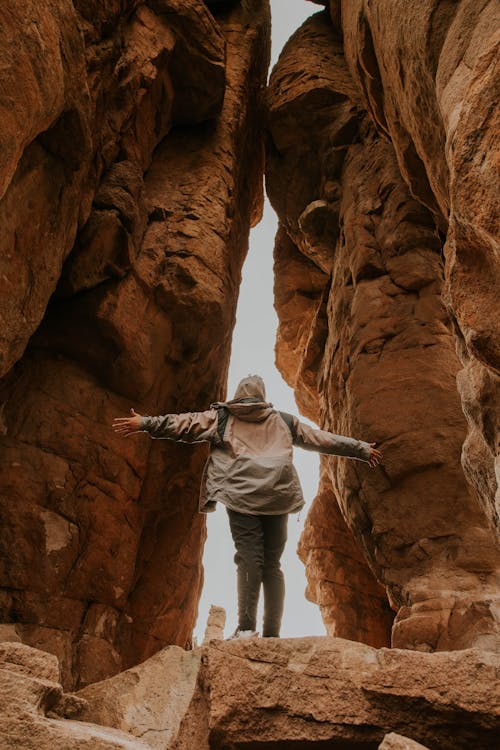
[340,0,500,531]
[0,0,270,688]
[1,0,497,707]
[266,5,500,651]
[299,463,394,648]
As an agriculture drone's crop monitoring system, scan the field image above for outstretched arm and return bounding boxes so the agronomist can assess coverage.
[113,408,219,443]
[292,418,383,467]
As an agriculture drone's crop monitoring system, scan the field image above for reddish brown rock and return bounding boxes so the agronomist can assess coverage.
[267,9,500,652]
[0,0,91,377]
[76,646,201,749]
[4,638,497,750]
[298,462,393,647]
[0,0,270,688]
[273,225,329,422]
[1,0,497,705]
[0,0,227,379]
[0,641,149,749]
[177,637,500,750]
[339,0,500,539]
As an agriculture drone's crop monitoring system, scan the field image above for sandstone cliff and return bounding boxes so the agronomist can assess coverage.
[0,0,498,702]
[266,3,499,651]
[0,0,270,688]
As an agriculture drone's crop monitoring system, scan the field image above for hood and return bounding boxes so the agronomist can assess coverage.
[213,375,274,422]
[233,374,266,400]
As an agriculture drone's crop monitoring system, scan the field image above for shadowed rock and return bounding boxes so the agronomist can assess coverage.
[0,0,270,688]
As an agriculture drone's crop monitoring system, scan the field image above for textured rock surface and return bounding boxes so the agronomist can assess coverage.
[267,8,500,651]
[176,637,500,750]
[0,0,270,688]
[0,641,150,749]
[298,463,393,647]
[202,605,226,644]
[379,733,431,750]
[340,0,500,535]
[2,638,498,750]
[0,0,226,378]
[1,0,498,720]
[76,646,201,749]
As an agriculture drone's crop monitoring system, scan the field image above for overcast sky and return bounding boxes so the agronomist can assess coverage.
[194,1,325,642]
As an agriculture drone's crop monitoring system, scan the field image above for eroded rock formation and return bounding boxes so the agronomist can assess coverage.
[267,4,499,651]
[0,0,498,719]
[2,638,498,749]
[0,0,270,688]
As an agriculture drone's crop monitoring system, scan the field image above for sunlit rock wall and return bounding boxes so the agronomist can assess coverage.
[267,4,499,651]
[0,0,270,688]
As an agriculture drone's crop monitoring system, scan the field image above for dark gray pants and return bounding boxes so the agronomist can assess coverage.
[227,508,288,637]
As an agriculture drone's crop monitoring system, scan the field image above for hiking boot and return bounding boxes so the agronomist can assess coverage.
[226,628,259,640]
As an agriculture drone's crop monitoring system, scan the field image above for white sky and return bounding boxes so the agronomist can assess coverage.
[194,0,325,641]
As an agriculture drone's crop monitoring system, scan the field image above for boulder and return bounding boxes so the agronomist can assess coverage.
[177,637,500,749]
[76,646,201,749]
[0,641,150,749]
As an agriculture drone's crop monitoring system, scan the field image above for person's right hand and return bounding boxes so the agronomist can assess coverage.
[368,443,383,468]
[113,408,143,437]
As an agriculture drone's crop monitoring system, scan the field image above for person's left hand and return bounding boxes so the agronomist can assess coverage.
[113,408,143,437]
[368,443,383,468]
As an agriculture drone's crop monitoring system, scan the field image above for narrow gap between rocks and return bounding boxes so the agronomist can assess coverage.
[194,1,325,644]
[194,200,324,643]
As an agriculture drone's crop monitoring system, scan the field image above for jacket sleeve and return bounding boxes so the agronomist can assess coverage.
[292,417,371,462]
[140,409,219,443]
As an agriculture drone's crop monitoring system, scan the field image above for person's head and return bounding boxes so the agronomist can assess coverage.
[232,374,266,401]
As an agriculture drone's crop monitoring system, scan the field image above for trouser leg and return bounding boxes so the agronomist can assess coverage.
[227,509,264,632]
[261,514,288,637]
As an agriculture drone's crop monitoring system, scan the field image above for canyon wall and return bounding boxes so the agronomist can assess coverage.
[0,0,497,695]
[267,3,499,650]
[0,0,270,688]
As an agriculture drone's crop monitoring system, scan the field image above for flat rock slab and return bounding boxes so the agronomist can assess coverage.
[195,637,500,750]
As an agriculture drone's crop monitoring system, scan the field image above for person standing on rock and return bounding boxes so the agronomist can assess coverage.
[112,375,382,640]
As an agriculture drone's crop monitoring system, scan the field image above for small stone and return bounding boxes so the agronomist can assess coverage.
[379,732,431,750]
[203,605,226,644]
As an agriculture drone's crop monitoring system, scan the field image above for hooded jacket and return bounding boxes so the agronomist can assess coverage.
[140,375,371,515]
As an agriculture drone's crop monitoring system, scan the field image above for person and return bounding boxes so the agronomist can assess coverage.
[112,375,382,640]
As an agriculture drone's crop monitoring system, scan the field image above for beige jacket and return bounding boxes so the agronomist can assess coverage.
[140,379,371,516]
